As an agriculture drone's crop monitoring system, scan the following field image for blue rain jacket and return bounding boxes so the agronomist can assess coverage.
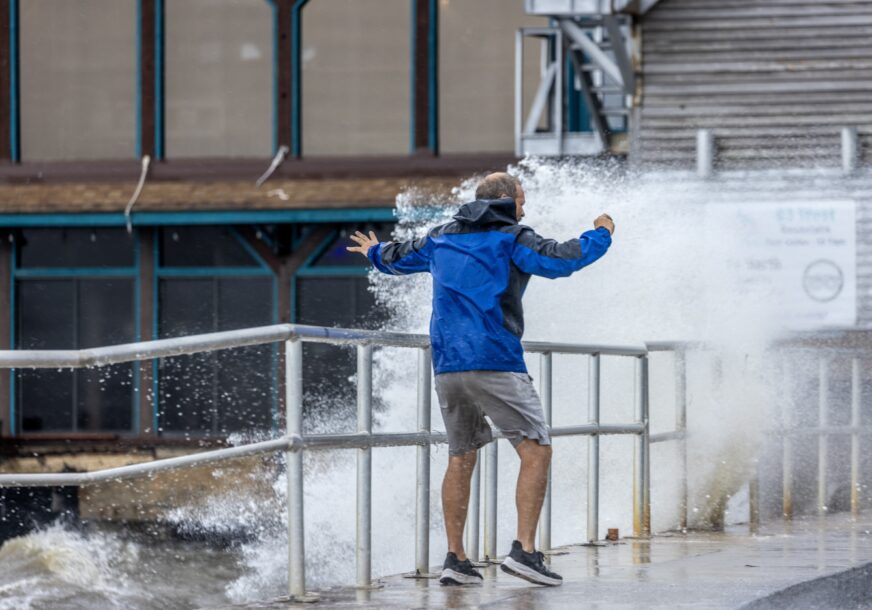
[368,198,612,374]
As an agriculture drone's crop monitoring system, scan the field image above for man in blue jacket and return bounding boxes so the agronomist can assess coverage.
[348,173,613,587]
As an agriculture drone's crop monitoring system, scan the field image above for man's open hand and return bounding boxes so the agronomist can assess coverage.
[594,213,615,235]
[347,230,380,257]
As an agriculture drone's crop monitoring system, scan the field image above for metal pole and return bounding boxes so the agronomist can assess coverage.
[465,452,481,562]
[538,353,553,551]
[587,354,601,543]
[514,29,523,156]
[851,357,862,517]
[675,349,688,531]
[842,126,859,174]
[634,355,651,537]
[356,345,373,587]
[696,129,715,178]
[415,348,432,575]
[286,339,306,599]
[484,440,498,561]
[782,356,794,521]
[749,465,760,535]
[818,357,829,515]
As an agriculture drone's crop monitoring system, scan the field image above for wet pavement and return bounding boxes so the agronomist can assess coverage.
[211,512,872,609]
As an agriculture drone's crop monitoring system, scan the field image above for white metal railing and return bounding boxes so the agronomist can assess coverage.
[0,323,671,600]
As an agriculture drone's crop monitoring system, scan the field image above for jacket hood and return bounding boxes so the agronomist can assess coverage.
[453,198,518,227]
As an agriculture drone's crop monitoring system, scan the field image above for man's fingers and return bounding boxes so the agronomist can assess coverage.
[368,231,377,242]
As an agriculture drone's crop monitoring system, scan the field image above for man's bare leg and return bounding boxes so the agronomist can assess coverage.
[442,449,478,560]
[515,439,552,552]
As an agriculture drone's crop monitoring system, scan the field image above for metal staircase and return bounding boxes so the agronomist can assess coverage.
[515,0,659,156]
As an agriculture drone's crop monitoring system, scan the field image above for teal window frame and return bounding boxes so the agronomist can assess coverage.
[9,229,142,435]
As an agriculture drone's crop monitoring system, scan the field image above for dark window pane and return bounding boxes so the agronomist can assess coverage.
[78,279,136,347]
[19,370,73,432]
[17,280,74,349]
[75,280,135,431]
[158,277,273,435]
[296,277,387,430]
[159,279,215,337]
[76,365,133,432]
[17,279,135,433]
[161,227,260,268]
[16,281,75,430]
[216,278,274,433]
[19,228,135,268]
[159,279,215,433]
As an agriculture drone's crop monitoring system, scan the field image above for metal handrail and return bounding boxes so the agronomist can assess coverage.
[0,323,657,600]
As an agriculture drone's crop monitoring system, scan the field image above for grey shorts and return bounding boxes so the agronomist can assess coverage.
[434,371,551,456]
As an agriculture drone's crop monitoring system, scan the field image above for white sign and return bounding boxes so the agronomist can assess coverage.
[708,201,856,330]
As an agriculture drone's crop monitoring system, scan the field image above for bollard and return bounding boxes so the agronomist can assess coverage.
[749,467,760,535]
[414,348,432,575]
[842,127,859,174]
[587,354,601,543]
[538,353,553,551]
[696,129,715,178]
[286,339,307,599]
[356,345,373,587]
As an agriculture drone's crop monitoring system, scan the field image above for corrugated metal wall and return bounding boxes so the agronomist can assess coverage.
[633,0,872,170]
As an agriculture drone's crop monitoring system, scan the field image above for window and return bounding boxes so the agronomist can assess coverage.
[302,0,411,156]
[439,0,545,153]
[157,227,275,436]
[294,225,392,425]
[165,0,274,157]
[15,229,137,433]
[19,0,137,160]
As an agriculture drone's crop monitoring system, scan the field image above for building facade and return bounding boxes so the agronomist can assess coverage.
[0,0,548,442]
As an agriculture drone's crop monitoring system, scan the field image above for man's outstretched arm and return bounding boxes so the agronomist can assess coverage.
[347,230,431,275]
[511,214,613,279]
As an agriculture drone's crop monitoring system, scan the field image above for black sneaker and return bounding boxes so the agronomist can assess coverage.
[500,540,563,586]
[439,552,484,586]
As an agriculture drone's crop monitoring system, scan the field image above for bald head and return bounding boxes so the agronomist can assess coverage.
[475,172,521,201]
[474,172,526,221]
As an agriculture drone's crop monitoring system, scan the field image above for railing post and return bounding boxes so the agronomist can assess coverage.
[675,349,688,531]
[749,464,760,535]
[782,356,794,521]
[286,339,306,599]
[415,348,432,575]
[851,357,862,517]
[818,356,829,515]
[634,355,651,537]
[357,344,373,587]
[484,439,498,561]
[538,352,553,551]
[465,451,481,562]
[696,129,715,178]
[587,353,601,543]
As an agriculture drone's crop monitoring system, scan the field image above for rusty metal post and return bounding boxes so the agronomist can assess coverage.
[634,355,650,537]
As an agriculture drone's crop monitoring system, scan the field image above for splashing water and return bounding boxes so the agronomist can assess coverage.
[2,158,855,608]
